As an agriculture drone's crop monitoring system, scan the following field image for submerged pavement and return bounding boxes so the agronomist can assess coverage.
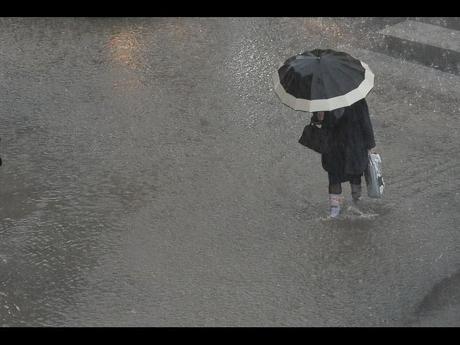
[0,17,459,326]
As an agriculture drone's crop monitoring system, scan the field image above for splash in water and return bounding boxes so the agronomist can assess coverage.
[319,205,379,221]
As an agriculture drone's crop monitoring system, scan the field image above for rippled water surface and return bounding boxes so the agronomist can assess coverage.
[0,17,459,326]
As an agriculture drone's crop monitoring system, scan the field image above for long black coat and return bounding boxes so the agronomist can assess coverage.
[313,99,376,182]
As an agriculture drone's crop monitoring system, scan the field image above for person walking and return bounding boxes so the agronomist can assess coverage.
[311,98,376,217]
[273,49,377,218]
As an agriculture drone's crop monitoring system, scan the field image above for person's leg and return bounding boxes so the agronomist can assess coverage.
[328,173,343,217]
[328,183,342,194]
[349,174,362,203]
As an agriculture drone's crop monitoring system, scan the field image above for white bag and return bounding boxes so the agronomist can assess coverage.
[365,153,384,198]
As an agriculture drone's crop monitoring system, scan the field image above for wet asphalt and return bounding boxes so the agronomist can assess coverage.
[0,17,459,326]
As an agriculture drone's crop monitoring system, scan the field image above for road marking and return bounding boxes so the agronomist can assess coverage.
[336,46,460,98]
[379,20,460,53]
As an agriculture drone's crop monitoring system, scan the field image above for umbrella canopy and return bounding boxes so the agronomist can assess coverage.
[273,49,374,112]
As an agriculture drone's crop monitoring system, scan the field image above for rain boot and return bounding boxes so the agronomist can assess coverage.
[351,183,362,204]
[329,194,343,218]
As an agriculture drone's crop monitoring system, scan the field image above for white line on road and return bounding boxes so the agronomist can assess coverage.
[379,20,460,53]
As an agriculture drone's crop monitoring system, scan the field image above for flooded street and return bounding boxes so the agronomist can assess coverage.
[0,17,459,326]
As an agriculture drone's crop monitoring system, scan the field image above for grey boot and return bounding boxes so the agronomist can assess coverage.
[351,183,362,203]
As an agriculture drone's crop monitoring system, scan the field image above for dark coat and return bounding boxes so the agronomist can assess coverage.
[312,99,376,183]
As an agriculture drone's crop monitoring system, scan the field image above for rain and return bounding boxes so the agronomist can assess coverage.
[0,17,459,327]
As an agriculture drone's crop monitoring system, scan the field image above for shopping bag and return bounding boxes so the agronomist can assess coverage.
[365,153,384,198]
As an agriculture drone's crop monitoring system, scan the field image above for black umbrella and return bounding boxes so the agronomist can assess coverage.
[273,49,374,113]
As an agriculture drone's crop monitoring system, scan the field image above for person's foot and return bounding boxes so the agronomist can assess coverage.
[347,204,364,216]
[351,183,362,204]
[352,196,362,205]
[330,205,341,218]
[329,194,343,218]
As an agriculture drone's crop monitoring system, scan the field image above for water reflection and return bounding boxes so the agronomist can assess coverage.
[107,29,147,92]
[301,18,353,43]
[108,31,141,68]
